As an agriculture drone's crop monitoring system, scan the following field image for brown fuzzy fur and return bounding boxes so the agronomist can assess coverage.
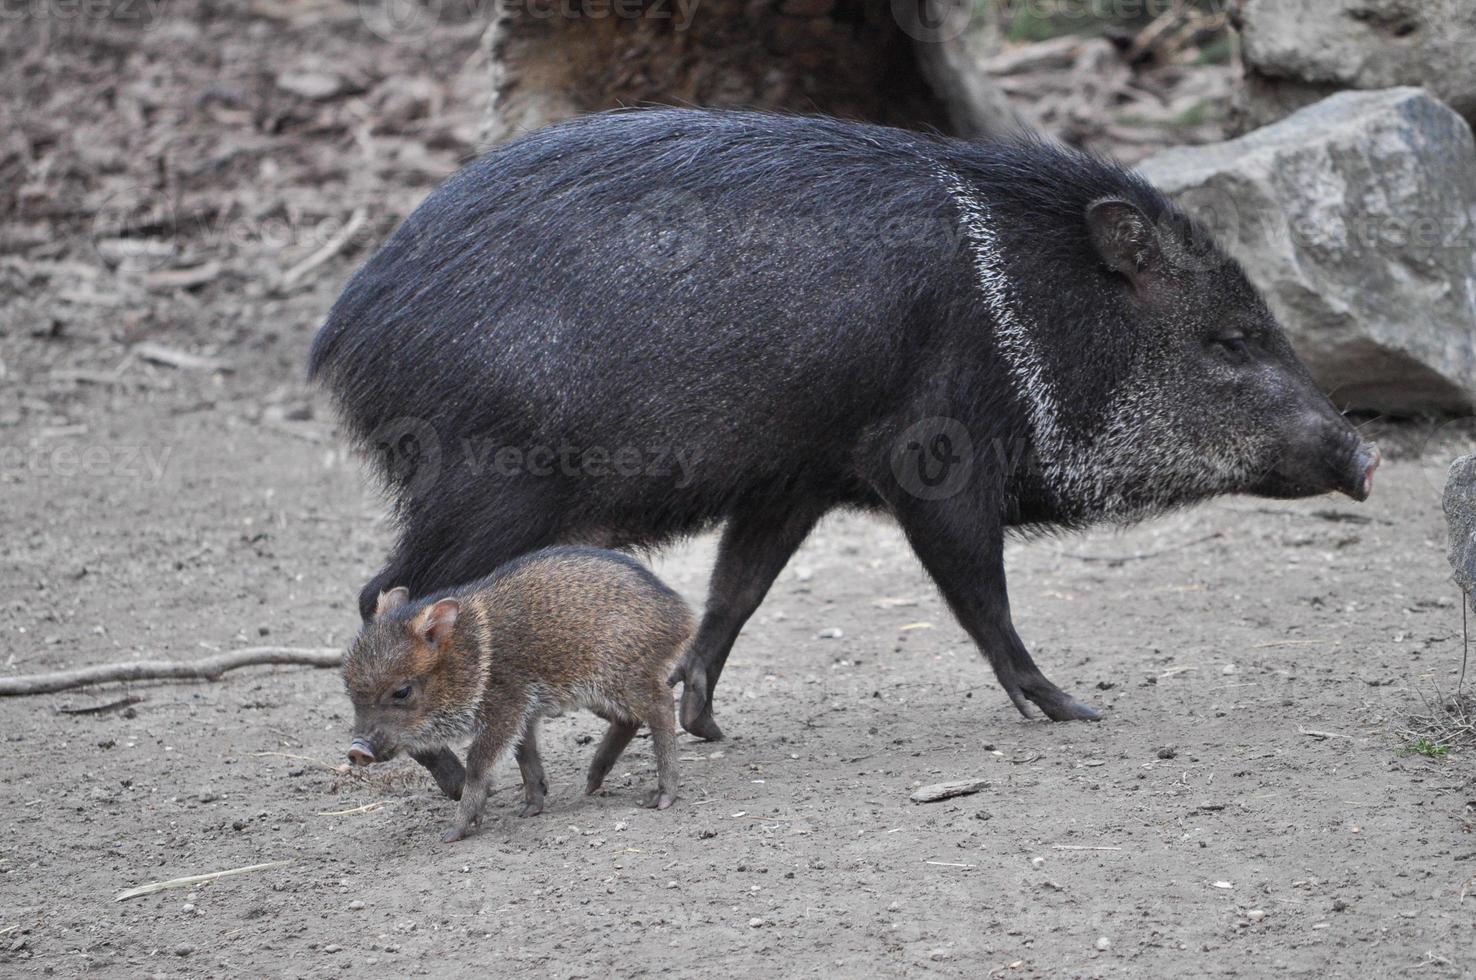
[342,547,693,843]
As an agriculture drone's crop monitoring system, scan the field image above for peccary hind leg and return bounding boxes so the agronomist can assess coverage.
[670,504,824,741]
[893,498,1099,722]
[514,724,548,817]
[585,717,639,795]
[639,681,679,810]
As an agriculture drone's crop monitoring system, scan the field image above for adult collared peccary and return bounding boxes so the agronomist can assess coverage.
[343,547,692,842]
[311,108,1379,753]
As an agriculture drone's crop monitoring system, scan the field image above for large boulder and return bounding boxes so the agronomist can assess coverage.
[1234,0,1476,131]
[1446,454,1476,611]
[1137,87,1476,415]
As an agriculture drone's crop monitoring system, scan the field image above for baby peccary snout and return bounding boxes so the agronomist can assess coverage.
[340,546,694,844]
[346,737,376,767]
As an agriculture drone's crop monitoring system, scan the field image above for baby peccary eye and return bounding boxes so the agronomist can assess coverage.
[1213,334,1249,356]
[391,684,413,702]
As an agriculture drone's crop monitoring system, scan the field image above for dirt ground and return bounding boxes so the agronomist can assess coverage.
[2,4,1474,979]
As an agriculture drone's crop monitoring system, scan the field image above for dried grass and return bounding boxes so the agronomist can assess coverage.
[1393,598,1474,755]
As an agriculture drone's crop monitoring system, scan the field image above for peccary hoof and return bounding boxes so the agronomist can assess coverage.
[1047,699,1101,722]
[641,790,677,810]
[671,659,725,741]
[1009,681,1101,722]
[680,703,724,742]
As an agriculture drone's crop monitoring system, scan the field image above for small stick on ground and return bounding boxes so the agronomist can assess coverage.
[56,695,143,715]
[253,751,349,773]
[317,800,395,817]
[0,647,342,696]
[1298,727,1353,740]
[132,341,232,373]
[115,860,295,902]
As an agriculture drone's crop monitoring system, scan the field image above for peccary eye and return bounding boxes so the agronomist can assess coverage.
[391,684,413,702]
[1213,334,1249,356]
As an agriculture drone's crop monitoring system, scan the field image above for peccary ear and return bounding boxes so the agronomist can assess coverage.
[375,587,410,619]
[415,598,460,648]
[1086,197,1159,289]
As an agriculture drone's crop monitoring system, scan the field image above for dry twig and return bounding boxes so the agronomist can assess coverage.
[0,647,341,696]
[132,341,232,373]
[317,800,395,816]
[56,696,143,715]
[115,860,295,902]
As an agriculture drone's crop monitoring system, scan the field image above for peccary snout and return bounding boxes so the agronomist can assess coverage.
[1345,443,1381,502]
[1257,406,1379,503]
[1305,411,1380,502]
[347,737,377,767]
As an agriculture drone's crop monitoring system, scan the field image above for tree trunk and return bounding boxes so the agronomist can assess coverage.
[480,0,1013,144]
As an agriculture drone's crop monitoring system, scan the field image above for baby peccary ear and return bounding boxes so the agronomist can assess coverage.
[416,598,460,648]
[375,587,410,619]
[1086,197,1160,290]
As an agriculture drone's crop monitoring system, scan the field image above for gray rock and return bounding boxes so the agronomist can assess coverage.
[274,71,345,102]
[1235,0,1476,131]
[909,778,989,803]
[1444,454,1476,608]
[1138,88,1476,414]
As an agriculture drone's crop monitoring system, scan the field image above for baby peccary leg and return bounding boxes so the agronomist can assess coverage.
[639,683,679,810]
[411,746,465,801]
[442,708,528,844]
[514,725,548,818]
[585,717,639,796]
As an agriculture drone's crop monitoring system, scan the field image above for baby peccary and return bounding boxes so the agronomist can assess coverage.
[342,547,693,843]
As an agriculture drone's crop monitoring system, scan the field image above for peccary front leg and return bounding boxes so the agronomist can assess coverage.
[892,499,1099,722]
[441,710,530,843]
[669,504,824,741]
[410,747,466,801]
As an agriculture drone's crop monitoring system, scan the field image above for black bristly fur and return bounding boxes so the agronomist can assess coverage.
[311,108,1373,741]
